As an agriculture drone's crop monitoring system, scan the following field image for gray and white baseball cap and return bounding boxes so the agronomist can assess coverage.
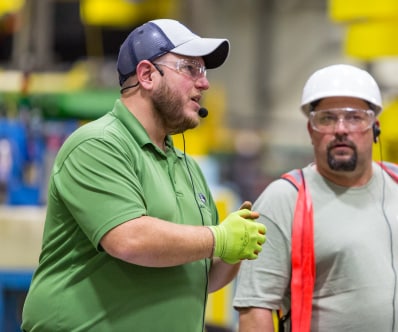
[117,19,230,85]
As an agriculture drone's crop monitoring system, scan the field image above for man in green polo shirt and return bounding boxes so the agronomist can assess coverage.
[21,19,266,332]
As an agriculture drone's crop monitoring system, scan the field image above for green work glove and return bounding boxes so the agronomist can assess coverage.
[208,209,266,264]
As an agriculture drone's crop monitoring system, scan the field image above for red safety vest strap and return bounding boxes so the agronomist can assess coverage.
[281,170,315,332]
[378,161,398,183]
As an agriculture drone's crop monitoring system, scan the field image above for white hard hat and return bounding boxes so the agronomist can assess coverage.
[301,64,383,116]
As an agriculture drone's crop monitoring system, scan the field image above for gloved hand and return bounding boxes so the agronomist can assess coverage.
[208,208,266,264]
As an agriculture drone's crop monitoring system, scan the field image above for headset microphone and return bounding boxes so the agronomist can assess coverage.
[198,107,208,118]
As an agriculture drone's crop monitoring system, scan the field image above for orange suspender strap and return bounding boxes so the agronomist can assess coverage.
[282,169,315,332]
[377,161,398,183]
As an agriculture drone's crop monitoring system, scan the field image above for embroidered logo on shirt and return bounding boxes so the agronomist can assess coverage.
[198,193,207,204]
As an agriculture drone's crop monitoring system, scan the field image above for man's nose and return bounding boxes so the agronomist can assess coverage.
[195,76,210,90]
[334,117,349,132]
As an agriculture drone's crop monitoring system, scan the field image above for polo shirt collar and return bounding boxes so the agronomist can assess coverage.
[111,99,184,159]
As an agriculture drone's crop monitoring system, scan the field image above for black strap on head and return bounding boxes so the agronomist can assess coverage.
[120,81,140,94]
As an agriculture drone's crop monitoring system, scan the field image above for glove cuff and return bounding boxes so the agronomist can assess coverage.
[207,226,223,258]
[206,226,216,258]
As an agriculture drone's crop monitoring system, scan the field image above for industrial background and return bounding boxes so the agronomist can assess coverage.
[0,0,397,331]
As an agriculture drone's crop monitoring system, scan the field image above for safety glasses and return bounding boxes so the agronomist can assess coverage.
[309,108,375,133]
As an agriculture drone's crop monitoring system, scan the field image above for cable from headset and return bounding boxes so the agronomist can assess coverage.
[378,138,397,332]
[181,134,206,227]
[181,133,209,332]
[120,63,164,94]
[120,81,139,94]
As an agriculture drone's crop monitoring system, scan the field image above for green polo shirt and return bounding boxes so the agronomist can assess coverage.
[22,99,218,332]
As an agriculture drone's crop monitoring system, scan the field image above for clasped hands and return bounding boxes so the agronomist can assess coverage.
[208,201,266,264]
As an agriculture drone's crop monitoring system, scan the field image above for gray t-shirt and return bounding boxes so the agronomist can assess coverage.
[233,163,398,332]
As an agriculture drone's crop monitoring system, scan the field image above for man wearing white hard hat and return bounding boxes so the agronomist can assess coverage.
[21,19,266,331]
[234,64,398,332]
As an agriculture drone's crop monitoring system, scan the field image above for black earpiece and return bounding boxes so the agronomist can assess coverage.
[373,123,381,143]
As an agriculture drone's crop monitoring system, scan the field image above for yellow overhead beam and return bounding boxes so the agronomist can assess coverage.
[344,20,398,59]
[80,0,178,27]
[329,0,398,22]
[0,0,25,16]
[80,0,142,27]
[328,0,398,59]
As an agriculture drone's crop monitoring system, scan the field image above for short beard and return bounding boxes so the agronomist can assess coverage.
[327,149,357,171]
[152,80,197,134]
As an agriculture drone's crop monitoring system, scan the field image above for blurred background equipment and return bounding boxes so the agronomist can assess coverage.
[0,0,398,331]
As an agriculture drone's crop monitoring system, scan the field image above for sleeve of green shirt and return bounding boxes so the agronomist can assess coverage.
[53,138,146,249]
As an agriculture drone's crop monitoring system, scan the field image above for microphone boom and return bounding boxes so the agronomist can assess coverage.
[198,107,208,118]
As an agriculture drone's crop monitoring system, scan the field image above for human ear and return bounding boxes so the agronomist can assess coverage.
[136,61,154,89]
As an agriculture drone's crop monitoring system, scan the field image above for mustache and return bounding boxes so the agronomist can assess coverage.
[327,138,356,150]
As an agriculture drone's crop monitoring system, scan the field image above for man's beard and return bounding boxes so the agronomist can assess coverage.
[152,81,197,134]
[327,146,357,171]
